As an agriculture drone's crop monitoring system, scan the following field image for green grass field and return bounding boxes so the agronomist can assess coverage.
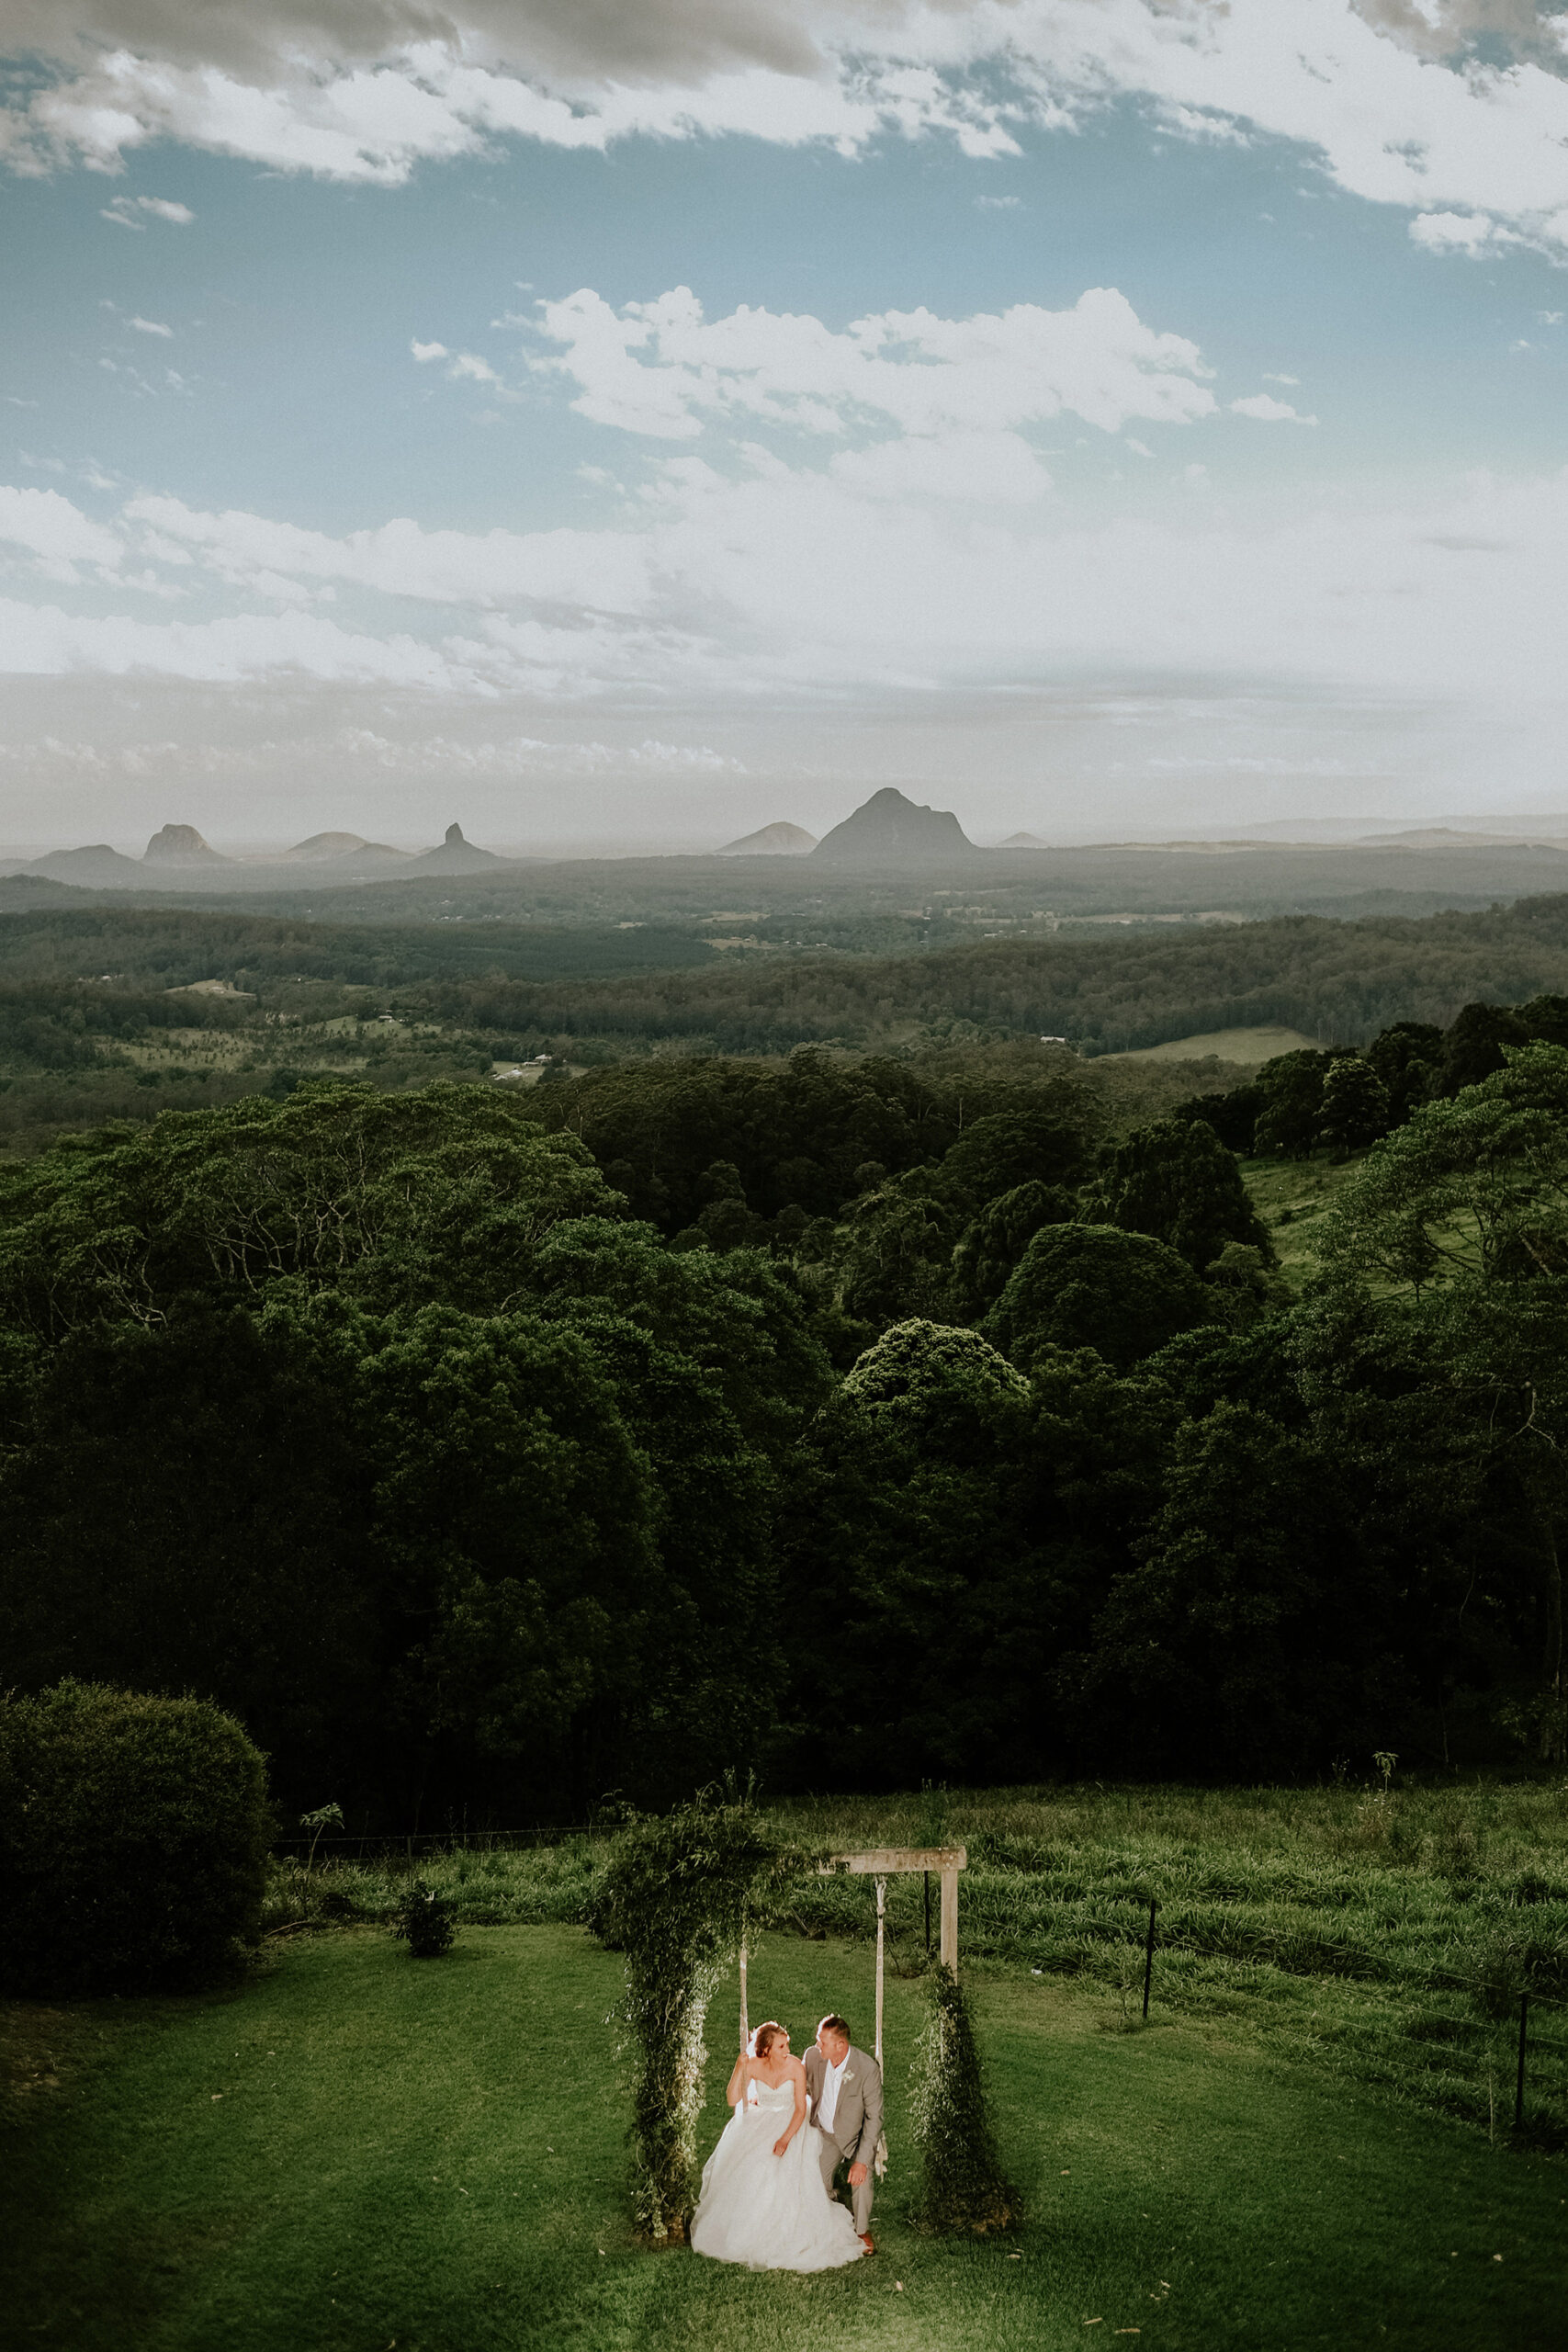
[7,1906,1566,2351]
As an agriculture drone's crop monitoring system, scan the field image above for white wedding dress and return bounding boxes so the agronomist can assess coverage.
[690,2075,865,2272]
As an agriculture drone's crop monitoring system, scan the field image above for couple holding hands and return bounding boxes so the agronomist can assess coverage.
[691,2011,884,2274]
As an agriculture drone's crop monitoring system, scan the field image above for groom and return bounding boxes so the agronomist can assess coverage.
[803,2012,883,2254]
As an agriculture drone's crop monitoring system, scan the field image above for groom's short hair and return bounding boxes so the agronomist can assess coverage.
[818,2013,851,2043]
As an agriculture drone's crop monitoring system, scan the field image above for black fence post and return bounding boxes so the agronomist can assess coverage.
[1143,1900,1157,2020]
[1515,1991,1529,2132]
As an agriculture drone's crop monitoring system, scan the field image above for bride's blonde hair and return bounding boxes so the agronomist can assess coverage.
[750,2020,786,2058]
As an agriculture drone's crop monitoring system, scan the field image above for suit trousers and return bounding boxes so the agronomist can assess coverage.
[813,2122,874,2235]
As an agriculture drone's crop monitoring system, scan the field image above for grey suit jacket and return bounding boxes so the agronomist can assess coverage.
[803,2044,883,2168]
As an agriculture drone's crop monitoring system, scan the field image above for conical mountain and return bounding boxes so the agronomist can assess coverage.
[716,820,817,856]
[812,786,975,865]
[404,822,508,876]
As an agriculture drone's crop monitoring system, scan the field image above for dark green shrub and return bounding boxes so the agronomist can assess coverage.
[0,1680,272,1996]
[908,1963,1019,2235]
[393,1879,458,1957]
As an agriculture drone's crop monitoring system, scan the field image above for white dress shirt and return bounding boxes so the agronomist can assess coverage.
[817,2051,848,2134]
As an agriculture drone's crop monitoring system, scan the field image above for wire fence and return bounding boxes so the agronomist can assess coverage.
[270,1825,590,1860]
[1122,1894,1568,2133]
[270,1833,1568,2133]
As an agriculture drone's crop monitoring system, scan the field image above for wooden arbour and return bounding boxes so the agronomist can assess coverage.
[739,1846,967,2068]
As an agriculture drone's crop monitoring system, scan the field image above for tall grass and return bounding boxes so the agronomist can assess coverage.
[265,1781,1568,2146]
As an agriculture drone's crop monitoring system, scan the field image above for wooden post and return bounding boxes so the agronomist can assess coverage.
[874,1879,886,2067]
[940,1865,959,1978]
[1515,1991,1529,2132]
[923,1871,931,1953]
[739,1934,749,2053]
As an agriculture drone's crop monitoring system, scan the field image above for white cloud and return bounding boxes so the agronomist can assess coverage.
[1408,209,1520,253]
[527,284,1216,443]
[99,193,195,228]
[446,351,500,384]
[4,0,1568,259]
[123,494,657,612]
[8,457,1568,713]
[0,484,123,576]
[1231,392,1319,424]
[129,315,173,336]
[1262,372,1301,385]
[0,598,467,685]
[411,339,448,362]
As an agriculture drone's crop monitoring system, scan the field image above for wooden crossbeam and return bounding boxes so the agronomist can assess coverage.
[821,1847,966,1874]
[821,1848,967,1977]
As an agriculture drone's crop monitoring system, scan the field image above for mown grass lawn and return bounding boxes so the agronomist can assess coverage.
[6,1925,1564,2352]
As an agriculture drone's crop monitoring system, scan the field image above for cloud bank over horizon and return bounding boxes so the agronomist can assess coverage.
[5,0,1568,841]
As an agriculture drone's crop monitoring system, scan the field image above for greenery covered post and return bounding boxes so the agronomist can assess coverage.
[909,1963,1019,2235]
[592,1788,789,2243]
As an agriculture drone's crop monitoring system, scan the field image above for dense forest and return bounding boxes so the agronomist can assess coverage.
[5,981,1566,1826]
[4,895,1568,1152]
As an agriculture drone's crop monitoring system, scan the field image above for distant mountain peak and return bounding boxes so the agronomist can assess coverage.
[716,820,817,856]
[404,820,507,876]
[812,786,975,865]
[284,831,368,862]
[144,822,227,865]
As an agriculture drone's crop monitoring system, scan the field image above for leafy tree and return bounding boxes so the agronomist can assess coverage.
[1441,1001,1530,1093]
[985,1225,1213,1372]
[950,1181,1077,1319]
[1171,1082,1261,1155]
[934,1096,1095,1217]
[1517,993,1568,1048]
[1364,1022,1443,1123]
[1064,1403,1393,1775]
[1087,1115,1273,1272]
[0,1303,382,1814]
[0,1080,615,1335]
[839,1317,1031,1442]
[827,1168,961,1331]
[1317,1056,1391,1157]
[1251,1049,1341,1159]
[1322,1045,1568,1289]
[784,1321,1042,1784]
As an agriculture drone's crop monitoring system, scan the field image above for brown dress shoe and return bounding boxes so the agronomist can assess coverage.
[859,2233,875,2255]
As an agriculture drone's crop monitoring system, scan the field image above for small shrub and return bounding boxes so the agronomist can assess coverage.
[908,1963,1020,2235]
[393,1879,458,1958]
[0,1680,272,1996]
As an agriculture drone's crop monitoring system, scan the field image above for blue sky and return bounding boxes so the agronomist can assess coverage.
[5,2,1568,851]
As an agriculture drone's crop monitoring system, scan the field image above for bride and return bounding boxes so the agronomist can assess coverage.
[690,2022,865,2272]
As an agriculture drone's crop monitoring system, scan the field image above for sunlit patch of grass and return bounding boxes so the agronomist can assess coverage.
[6,1926,1566,2351]
[262,1784,1568,2151]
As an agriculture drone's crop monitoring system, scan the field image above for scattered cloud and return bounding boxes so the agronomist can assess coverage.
[1231,392,1319,424]
[976,192,1021,209]
[129,316,174,337]
[99,194,195,230]
[1408,209,1521,254]
[411,340,448,362]
[0,483,123,578]
[446,351,501,384]
[526,284,1217,443]
[1263,372,1302,385]
[6,1,1568,260]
